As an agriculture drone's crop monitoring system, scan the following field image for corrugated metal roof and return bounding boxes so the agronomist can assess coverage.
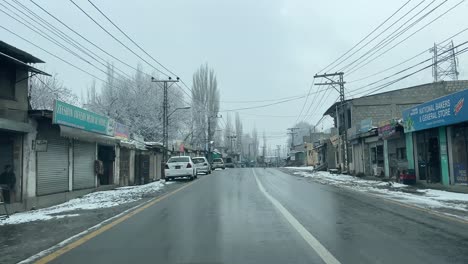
[0,41,44,63]
[0,51,50,76]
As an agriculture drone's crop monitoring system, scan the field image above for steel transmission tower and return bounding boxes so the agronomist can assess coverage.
[430,40,459,82]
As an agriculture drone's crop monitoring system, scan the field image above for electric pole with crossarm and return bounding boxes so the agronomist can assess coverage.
[314,72,348,172]
[151,76,179,164]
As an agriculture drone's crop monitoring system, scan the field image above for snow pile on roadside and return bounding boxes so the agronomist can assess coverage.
[286,168,468,216]
[0,181,170,226]
[293,170,408,189]
[284,166,314,171]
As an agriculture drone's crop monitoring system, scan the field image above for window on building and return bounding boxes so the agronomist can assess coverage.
[348,146,353,163]
[347,109,352,129]
[0,65,16,99]
[397,147,406,160]
[371,147,377,164]
[377,145,384,167]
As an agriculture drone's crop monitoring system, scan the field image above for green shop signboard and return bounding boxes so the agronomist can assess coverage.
[53,100,113,135]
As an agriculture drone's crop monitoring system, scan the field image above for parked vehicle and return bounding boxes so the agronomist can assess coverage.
[211,158,225,170]
[165,156,197,181]
[225,157,235,168]
[192,157,211,174]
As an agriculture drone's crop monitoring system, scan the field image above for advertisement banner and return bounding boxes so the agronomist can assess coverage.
[114,122,129,139]
[378,119,398,139]
[330,135,340,147]
[53,100,112,135]
[403,89,468,133]
[454,163,468,184]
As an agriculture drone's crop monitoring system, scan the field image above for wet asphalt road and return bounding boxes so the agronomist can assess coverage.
[47,168,468,264]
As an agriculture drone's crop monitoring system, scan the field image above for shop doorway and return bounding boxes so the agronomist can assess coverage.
[98,145,115,185]
[369,143,384,176]
[416,129,441,183]
[0,133,14,203]
[451,123,468,184]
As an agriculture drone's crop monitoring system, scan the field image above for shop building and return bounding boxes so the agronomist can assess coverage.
[323,80,468,175]
[24,100,119,209]
[0,41,49,208]
[403,89,468,186]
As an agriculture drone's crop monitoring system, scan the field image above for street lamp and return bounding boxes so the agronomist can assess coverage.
[168,106,191,119]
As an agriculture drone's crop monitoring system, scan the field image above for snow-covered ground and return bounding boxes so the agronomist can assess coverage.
[0,181,171,226]
[285,169,468,220]
[284,166,314,171]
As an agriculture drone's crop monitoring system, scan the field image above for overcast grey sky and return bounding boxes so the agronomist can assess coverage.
[2,0,468,150]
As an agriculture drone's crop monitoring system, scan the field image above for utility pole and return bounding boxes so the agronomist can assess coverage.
[262,145,267,166]
[207,114,222,162]
[276,145,281,167]
[287,127,299,149]
[314,72,348,172]
[151,77,179,165]
[227,135,237,154]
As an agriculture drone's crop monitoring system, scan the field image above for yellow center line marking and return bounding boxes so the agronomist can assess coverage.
[34,177,205,264]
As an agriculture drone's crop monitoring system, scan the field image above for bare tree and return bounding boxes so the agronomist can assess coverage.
[223,112,233,152]
[29,73,78,110]
[85,63,187,142]
[252,126,259,159]
[235,112,243,154]
[191,63,220,148]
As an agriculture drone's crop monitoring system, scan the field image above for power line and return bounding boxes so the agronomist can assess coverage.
[305,86,335,125]
[345,0,462,75]
[220,96,305,112]
[294,79,315,125]
[68,0,170,78]
[240,112,321,118]
[25,0,195,111]
[87,0,178,78]
[0,2,135,84]
[347,40,468,97]
[9,0,135,81]
[324,0,427,73]
[318,0,413,74]
[338,0,440,72]
[348,25,468,83]
[299,81,329,124]
[85,0,196,98]
[28,0,161,82]
[0,25,106,82]
[351,44,468,98]
[221,93,306,103]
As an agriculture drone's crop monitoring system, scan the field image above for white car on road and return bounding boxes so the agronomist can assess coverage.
[165,156,197,181]
[192,157,211,174]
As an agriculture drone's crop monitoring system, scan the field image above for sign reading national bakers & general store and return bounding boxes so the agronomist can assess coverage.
[403,89,468,133]
[53,100,113,135]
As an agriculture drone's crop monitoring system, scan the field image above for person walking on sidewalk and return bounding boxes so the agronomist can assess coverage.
[0,165,16,203]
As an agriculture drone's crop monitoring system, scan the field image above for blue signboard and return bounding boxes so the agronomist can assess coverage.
[359,118,373,133]
[403,89,468,133]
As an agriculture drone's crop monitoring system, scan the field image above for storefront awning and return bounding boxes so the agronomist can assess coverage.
[0,118,34,133]
[60,125,118,145]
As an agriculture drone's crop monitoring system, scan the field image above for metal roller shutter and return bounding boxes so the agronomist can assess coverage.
[73,141,96,190]
[37,137,69,196]
[119,148,130,186]
[0,136,13,173]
